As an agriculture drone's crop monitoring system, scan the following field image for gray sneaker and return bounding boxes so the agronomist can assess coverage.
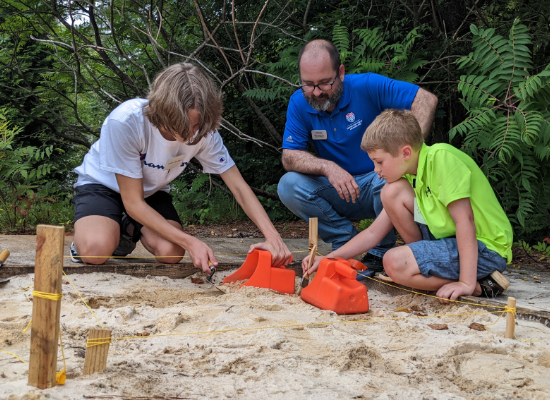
[112,233,136,257]
[70,242,83,263]
[112,214,138,257]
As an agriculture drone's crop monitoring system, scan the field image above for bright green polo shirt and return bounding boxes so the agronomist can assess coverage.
[405,143,513,263]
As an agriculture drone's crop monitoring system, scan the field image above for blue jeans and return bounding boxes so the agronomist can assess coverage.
[277,171,396,256]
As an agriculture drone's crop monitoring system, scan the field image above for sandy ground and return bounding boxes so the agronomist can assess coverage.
[1,271,550,400]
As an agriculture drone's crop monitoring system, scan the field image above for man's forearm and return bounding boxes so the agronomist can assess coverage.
[410,88,438,139]
[281,149,336,176]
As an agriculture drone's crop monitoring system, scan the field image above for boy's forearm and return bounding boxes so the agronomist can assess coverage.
[330,210,394,260]
[455,215,478,290]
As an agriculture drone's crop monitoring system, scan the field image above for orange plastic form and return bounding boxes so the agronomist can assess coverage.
[301,257,369,315]
[223,250,295,294]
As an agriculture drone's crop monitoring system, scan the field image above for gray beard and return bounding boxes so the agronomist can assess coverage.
[305,79,344,112]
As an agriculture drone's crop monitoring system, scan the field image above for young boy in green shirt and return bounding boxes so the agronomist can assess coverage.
[302,109,513,301]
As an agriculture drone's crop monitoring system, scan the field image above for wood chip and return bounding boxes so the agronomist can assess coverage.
[411,305,421,311]
[394,308,412,313]
[468,323,486,331]
[136,332,150,337]
[413,311,427,317]
[428,324,448,330]
[191,278,204,284]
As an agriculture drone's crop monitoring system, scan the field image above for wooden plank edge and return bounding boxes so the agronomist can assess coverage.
[1,262,304,279]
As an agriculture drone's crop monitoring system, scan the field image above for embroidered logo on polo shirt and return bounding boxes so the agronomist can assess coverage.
[346,112,355,122]
[286,136,294,143]
[219,157,225,162]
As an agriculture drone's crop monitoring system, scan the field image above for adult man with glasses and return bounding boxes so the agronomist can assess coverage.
[277,39,438,275]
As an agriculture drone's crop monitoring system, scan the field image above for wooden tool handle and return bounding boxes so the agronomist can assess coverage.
[0,250,9,266]
[305,245,317,277]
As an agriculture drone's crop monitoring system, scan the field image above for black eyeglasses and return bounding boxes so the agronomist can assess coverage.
[299,74,339,93]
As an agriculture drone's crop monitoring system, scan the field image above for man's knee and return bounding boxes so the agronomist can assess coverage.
[277,172,303,205]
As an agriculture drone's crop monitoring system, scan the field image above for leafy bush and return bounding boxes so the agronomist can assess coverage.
[0,113,63,231]
[449,20,550,240]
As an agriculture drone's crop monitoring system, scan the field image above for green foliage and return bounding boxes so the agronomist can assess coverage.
[357,218,374,232]
[450,20,550,237]
[532,241,550,259]
[334,23,427,83]
[0,112,63,231]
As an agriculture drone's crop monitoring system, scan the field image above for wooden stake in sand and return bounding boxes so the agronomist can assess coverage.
[28,225,65,389]
[83,329,112,375]
[309,217,318,250]
[308,218,318,282]
[505,297,516,339]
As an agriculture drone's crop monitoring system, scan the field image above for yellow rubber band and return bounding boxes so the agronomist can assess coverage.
[32,291,62,301]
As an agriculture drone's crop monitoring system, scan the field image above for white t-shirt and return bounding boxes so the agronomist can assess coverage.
[74,98,235,198]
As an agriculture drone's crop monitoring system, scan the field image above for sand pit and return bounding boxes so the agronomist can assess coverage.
[1,271,550,399]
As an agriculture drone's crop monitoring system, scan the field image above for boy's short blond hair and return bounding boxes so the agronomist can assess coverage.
[144,63,223,145]
[361,109,424,156]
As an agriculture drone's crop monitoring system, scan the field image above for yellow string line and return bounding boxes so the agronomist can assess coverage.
[0,349,27,363]
[63,250,311,259]
[62,271,104,329]
[356,271,508,310]
[22,319,32,334]
[86,309,508,348]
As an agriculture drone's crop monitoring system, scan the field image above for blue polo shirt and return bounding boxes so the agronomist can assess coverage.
[283,73,419,175]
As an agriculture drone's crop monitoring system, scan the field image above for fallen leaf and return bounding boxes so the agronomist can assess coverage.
[411,305,421,312]
[469,323,485,331]
[211,230,215,235]
[136,332,150,337]
[522,278,528,281]
[232,228,237,231]
[535,281,541,283]
[413,311,427,317]
[394,308,412,313]
[191,278,204,284]
[428,324,448,330]
[534,276,539,279]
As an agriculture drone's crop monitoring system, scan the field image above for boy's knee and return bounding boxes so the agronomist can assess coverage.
[382,249,400,278]
[381,179,409,206]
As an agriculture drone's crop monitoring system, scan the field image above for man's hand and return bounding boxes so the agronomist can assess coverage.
[302,254,325,275]
[185,237,218,273]
[436,281,475,304]
[325,164,360,203]
[248,238,292,268]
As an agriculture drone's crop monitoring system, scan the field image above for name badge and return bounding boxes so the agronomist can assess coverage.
[414,197,427,225]
[311,130,328,140]
[165,154,186,170]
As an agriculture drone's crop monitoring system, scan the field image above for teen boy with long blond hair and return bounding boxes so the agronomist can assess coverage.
[303,109,512,301]
[72,63,292,272]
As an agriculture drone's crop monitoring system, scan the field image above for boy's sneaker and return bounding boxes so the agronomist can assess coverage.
[70,242,83,263]
[357,253,384,281]
[112,214,137,257]
[478,271,509,298]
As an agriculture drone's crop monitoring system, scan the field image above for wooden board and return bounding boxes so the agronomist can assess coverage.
[1,261,304,280]
[28,225,65,389]
[83,329,112,375]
